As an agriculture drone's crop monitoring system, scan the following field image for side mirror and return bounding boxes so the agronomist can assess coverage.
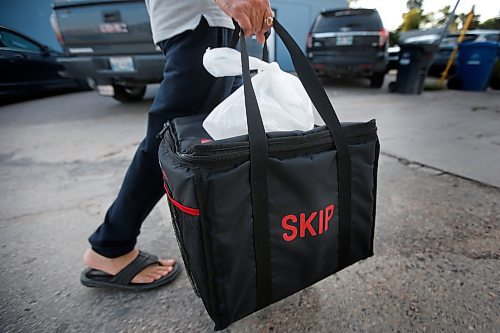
[41,45,52,55]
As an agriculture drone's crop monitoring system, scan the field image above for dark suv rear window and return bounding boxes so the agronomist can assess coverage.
[442,34,478,45]
[485,34,500,42]
[312,9,383,33]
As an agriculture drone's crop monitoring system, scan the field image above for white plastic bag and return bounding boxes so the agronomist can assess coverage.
[202,48,321,140]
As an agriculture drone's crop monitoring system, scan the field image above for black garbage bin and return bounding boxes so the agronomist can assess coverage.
[389,43,439,94]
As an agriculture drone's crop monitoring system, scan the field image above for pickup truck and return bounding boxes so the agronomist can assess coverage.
[50,0,164,102]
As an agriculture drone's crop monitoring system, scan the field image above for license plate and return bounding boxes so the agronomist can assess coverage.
[337,35,353,46]
[99,23,128,34]
[109,57,135,72]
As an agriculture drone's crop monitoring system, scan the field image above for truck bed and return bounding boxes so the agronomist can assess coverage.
[52,0,158,55]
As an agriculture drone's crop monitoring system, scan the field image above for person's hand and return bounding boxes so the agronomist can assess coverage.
[215,0,273,44]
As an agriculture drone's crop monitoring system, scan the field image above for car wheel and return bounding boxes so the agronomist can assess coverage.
[388,81,397,93]
[112,85,146,103]
[76,79,92,91]
[447,76,462,90]
[370,73,385,88]
[489,77,500,90]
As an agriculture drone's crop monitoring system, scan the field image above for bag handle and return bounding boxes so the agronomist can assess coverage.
[231,22,270,62]
[270,22,352,271]
[202,26,268,114]
[238,19,352,309]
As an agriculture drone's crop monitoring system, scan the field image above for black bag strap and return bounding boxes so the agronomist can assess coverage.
[239,19,352,309]
[261,30,271,62]
[239,32,271,311]
[202,25,268,114]
[272,20,352,270]
[231,21,270,62]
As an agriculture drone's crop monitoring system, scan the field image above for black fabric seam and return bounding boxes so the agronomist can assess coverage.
[193,173,221,329]
[369,139,380,256]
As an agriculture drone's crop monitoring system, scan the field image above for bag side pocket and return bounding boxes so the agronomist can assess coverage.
[164,183,205,298]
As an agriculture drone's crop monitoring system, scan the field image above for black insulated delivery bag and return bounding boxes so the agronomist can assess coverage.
[158,20,379,330]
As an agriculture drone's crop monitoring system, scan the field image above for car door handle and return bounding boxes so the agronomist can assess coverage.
[14,54,27,60]
[103,10,121,22]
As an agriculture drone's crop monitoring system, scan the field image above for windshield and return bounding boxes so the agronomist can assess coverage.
[441,34,478,46]
[313,9,383,33]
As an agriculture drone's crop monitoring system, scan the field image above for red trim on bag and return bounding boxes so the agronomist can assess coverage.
[163,183,200,216]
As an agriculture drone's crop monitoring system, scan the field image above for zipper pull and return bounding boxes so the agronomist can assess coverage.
[157,122,170,139]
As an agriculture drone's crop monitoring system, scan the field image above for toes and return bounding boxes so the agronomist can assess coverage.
[133,276,154,284]
[129,258,176,284]
[157,265,170,271]
[152,266,172,275]
[147,273,163,281]
[150,266,172,278]
[159,259,175,266]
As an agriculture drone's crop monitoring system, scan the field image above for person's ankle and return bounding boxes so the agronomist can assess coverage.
[83,248,92,265]
[83,248,140,275]
[83,248,138,265]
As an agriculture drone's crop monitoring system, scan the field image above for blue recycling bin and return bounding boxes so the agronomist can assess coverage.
[457,42,498,91]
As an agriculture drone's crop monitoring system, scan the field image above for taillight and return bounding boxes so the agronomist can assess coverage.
[307,32,313,48]
[379,28,389,47]
[50,12,65,46]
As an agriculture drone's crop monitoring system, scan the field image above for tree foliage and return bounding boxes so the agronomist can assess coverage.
[400,8,429,32]
[478,17,500,30]
[398,0,429,32]
[456,13,481,30]
[390,1,498,45]
[425,5,481,32]
[397,2,491,34]
[389,31,400,46]
[407,0,424,10]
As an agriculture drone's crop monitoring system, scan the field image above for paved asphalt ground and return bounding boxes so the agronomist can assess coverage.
[0,76,499,332]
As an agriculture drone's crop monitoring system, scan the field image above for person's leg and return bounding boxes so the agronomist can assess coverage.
[84,18,235,284]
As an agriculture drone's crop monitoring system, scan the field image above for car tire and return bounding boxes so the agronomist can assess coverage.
[76,79,92,91]
[112,85,146,103]
[388,81,397,93]
[489,77,500,90]
[370,73,385,88]
[447,76,462,90]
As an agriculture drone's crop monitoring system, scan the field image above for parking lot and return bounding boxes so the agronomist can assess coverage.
[0,77,499,332]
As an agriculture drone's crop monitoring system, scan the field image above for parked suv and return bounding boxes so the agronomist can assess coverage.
[306,8,388,88]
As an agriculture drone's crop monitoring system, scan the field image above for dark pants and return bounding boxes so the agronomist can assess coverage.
[89,18,237,258]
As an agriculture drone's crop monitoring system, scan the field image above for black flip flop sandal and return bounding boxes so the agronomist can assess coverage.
[80,251,181,290]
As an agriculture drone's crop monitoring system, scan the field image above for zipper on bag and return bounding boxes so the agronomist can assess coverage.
[163,121,376,166]
[157,121,170,139]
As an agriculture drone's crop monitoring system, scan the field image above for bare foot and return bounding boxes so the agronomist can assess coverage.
[83,248,175,284]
